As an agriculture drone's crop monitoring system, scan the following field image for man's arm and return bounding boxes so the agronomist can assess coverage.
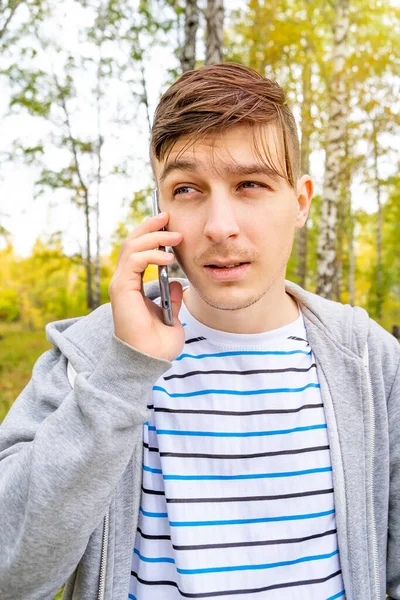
[0,335,170,600]
[0,209,186,599]
[387,353,400,599]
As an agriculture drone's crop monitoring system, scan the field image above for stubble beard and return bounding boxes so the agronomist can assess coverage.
[174,251,278,312]
[191,279,275,312]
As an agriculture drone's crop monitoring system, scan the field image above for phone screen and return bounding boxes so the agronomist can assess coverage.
[152,190,173,326]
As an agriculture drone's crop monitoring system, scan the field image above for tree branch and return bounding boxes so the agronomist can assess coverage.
[0,0,24,41]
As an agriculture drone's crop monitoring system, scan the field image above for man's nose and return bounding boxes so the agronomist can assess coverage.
[203,193,240,243]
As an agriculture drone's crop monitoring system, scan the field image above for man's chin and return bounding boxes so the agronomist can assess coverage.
[188,281,266,312]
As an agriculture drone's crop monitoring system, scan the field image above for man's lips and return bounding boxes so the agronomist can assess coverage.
[203,261,250,267]
[203,262,250,281]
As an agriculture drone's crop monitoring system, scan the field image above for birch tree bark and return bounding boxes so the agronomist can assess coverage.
[342,119,355,305]
[205,0,224,65]
[296,54,312,289]
[181,0,198,72]
[316,0,350,298]
[372,122,383,318]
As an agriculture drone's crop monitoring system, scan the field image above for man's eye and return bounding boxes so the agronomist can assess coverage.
[240,181,264,189]
[173,186,195,196]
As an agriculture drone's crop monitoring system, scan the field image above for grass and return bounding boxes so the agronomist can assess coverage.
[0,322,52,422]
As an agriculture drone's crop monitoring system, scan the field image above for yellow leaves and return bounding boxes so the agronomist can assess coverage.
[143,264,158,282]
[19,292,43,331]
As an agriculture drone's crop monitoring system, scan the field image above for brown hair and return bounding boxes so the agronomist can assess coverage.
[150,62,300,188]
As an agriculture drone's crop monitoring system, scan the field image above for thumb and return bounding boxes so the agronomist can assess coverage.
[169,281,183,323]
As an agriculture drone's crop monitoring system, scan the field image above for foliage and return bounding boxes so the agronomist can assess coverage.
[1,0,399,329]
[0,322,51,422]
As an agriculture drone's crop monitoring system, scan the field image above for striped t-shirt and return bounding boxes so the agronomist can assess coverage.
[129,298,345,600]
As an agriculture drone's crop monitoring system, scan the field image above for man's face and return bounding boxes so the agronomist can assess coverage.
[154,124,312,312]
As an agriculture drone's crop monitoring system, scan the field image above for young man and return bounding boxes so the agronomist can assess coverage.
[0,63,399,600]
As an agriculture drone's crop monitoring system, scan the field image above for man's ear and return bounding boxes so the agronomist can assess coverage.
[295,175,314,230]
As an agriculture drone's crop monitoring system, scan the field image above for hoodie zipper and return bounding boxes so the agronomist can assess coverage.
[363,344,380,599]
[67,361,110,600]
[98,511,109,600]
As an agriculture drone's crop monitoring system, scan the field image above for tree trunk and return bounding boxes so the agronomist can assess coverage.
[84,190,94,310]
[334,122,350,304]
[316,0,350,299]
[0,1,22,41]
[94,22,104,310]
[55,77,94,310]
[348,218,355,306]
[373,124,383,318]
[140,59,152,134]
[94,177,101,308]
[205,0,224,65]
[181,0,198,72]
[296,54,312,289]
[342,110,354,305]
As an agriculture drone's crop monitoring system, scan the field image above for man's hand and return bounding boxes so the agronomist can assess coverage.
[108,212,185,362]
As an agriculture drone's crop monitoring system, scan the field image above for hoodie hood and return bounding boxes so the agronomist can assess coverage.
[45,278,370,373]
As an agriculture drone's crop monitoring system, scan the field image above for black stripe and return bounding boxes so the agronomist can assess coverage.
[166,486,334,504]
[172,527,337,551]
[185,336,206,344]
[163,363,317,380]
[157,444,330,460]
[288,336,308,342]
[143,442,159,453]
[130,569,342,598]
[153,402,323,417]
[141,485,165,496]
[136,526,170,541]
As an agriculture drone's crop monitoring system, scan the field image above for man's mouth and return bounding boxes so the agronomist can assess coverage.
[203,262,250,280]
[205,262,249,269]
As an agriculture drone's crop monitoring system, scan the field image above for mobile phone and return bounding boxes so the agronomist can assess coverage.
[152,190,174,326]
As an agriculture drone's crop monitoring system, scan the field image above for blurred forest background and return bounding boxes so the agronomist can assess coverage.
[1,0,400,427]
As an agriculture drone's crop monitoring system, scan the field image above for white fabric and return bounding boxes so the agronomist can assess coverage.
[129,300,345,600]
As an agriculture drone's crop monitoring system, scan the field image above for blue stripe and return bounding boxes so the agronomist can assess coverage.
[139,506,335,526]
[143,465,162,474]
[140,507,168,518]
[152,382,320,397]
[163,466,332,481]
[147,423,327,437]
[326,591,345,600]
[168,508,335,527]
[176,349,312,361]
[128,595,137,600]
[175,549,339,575]
[134,548,175,564]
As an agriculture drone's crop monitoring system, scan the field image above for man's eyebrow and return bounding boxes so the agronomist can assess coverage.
[159,159,198,183]
[159,159,284,183]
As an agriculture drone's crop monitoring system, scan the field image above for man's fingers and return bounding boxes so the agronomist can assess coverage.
[126,212,170,241]
[126,249,174,275]
[169,281,184,324]
[120,230,182,260]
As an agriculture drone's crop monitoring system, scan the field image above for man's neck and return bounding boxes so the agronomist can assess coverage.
[182,283,299,335]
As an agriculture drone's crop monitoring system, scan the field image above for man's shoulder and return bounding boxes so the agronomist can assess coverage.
[286,280,399,365]
[45,302,115,369]
[44,278,189,369]
[367,316,400,376]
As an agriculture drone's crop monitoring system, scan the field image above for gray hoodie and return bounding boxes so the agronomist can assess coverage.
[0,279,399,600]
